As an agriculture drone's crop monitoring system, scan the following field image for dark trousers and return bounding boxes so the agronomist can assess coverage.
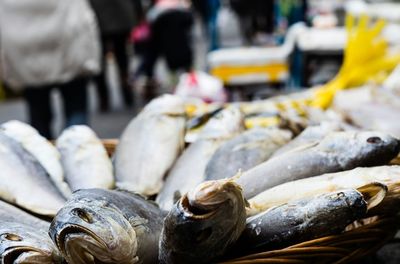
[95,33,133,111]
[24,78,89,139]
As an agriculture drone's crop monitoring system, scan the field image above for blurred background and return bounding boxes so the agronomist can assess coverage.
[0,0,400,139]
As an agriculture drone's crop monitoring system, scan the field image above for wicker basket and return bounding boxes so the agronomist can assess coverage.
[103,140,399,264]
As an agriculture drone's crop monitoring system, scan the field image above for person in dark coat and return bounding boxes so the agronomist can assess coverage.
[89,0,140,111]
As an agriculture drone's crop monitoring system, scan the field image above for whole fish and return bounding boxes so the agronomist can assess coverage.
[0,131,65,216]
[0,222,63,264]
[56,125,114,191]
[0,200,62,264]
[156,107,245,211]
[237,189,368,252]
[159,178,248,264]
[235,131,400,199]
[270,121,346,158]
[205,128,292,180]
[114,94,186,196]
[1,120,71,198]
[248,165,400,216]
[49,188,165,264]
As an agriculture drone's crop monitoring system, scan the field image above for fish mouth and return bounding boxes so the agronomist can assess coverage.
[180,179,243,219]
[179,194,218,220]
[56,224,108,264]
[2,246,53,264]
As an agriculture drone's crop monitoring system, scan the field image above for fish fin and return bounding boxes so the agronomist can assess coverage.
[357,182,388,211]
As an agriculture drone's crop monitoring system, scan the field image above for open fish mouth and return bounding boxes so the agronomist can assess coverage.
[2,246,53,264]
[179,194,218,220]
[56,224,109,264]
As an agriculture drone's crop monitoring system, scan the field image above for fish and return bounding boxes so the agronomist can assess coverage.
[156,107,245,211]
[236,189,368,252]
[205,128,292,180]
[235,131,400,199]
[0,200,63,263]
[0,131,66,216]
[1,120,71,198]
[248,165,400,216]
[114,94,186,196]
[159,178,248,264]
[270,121,346,158]
[0,222,63,264]
[49,188,165,264]
[56,125,114,191]
[0,200,49,229]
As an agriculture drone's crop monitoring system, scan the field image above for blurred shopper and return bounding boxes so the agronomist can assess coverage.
[89,0,139,111]
[138,0,194,100]
[0,0,100,139]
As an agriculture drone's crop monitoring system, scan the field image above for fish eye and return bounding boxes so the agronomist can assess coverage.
[195,227,212,242]
[0,233,22,241]
[367,137,382,144]
[72,208,93,224]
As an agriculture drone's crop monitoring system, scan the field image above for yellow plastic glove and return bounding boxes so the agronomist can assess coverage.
[311,14,400,109]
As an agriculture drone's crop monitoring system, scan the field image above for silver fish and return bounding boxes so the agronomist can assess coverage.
[114,94,186,196]
[0,131,65,216]
[49,188,165,264]
[0,222,63,264]
[236,131,400,199]
[56,125,114,191]
[0,200,49,229]
[156,107,245,211]
[270,121,346,158]
[159,178,248,264]
[248,165,400,216]
[205,128,292,180]
[0,200,62,264]
[237,189,368,252]
[1,120,71,198]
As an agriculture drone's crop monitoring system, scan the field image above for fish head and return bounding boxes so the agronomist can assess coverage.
[320,131,400,167]
[199,107,245,140]
[49,194,138,264]
[0,222,60,264]
[144,94,185,116]
[160,179,247,263]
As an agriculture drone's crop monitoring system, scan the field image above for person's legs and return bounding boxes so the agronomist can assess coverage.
[112,33,133,107]
[60,77,89,128]
[94,36,110,112]
[23,87,52,138]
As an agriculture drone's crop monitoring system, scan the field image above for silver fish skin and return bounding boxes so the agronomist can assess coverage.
[0,222,63,264]
[0,200,49,230]
[236,131,400,199]
[159,179,247,264]
[0,131,65,216]
[1,120,71,199]
[156,107,245,211]
[271,121,346,158]
[49,188,165,264]
[56,125,114,191]
[248,165,400,216]
[205,128,292,180]
[238,189,367,251]
[114,94,186,196]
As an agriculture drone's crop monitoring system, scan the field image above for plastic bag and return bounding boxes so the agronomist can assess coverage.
[175,71,227,103]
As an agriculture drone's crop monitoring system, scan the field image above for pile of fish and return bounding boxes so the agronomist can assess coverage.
[1,93,400,264]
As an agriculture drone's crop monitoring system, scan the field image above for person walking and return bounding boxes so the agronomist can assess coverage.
[89,0,139,111]
[0,0,100,139]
